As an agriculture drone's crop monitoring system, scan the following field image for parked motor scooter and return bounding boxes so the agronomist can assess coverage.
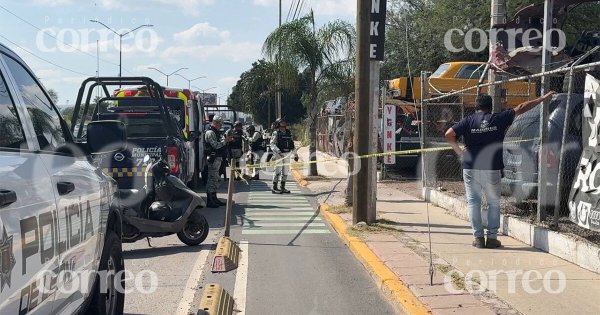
[120,156,209,246]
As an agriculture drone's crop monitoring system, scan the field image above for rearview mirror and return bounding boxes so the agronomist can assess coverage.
[87,120,127,154]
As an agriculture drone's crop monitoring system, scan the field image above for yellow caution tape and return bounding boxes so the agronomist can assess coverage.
[238,138,537,171]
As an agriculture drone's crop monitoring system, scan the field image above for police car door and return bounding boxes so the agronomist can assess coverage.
[0,54,58,314]
[2,54,105,314]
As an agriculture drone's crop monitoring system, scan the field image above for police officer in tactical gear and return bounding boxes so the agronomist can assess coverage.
[204,116,233,208]
[247,124,266,180]
[270,119,299,194]
[226,121,246,180]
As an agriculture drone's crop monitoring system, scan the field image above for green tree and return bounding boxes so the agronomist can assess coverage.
[47,88,59,104]
[382,0,600,81]
[263,11,355,176]
[228,59,305,127]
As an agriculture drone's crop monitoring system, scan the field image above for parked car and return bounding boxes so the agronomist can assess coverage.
[0,42,124,314]
[502,93,584,209]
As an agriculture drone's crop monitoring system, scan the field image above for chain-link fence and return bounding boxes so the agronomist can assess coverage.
[420,61,600,231]
[316,96,355,158]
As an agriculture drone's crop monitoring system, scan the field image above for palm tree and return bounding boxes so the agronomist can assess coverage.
[263,11,355,176]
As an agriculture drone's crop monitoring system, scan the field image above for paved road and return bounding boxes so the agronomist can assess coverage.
[121,174,397,315]
[122,206,223,315]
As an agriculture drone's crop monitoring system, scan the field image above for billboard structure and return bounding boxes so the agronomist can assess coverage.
[198,93,217,106]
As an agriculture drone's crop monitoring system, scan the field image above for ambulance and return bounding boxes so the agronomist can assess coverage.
[113,86,205,188]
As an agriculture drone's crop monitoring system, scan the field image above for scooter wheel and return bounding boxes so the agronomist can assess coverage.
[177,214,209,246]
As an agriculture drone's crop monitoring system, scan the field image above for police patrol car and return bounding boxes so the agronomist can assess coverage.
[0,43,124,314]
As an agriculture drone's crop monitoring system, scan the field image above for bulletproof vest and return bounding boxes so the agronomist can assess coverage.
[250,131,266,151]
[205,126,227,157]
[229,129,244,149]
[276,129,294,153]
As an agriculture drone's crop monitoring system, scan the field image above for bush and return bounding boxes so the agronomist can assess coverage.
[290,122,309,147]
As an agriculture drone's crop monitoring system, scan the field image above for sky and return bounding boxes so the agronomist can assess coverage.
[0,0,355,107]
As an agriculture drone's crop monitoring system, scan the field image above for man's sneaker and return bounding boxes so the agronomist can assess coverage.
[472,237,485,248]
[486,238,502,249]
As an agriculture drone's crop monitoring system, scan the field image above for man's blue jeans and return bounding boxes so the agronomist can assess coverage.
[463,169,501,239]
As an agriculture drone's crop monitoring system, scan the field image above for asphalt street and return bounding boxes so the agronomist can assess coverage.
[122,173,397,315]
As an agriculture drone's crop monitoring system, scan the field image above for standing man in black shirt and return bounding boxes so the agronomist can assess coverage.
[445,92,555,248]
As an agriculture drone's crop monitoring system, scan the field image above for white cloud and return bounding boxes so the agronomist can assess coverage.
[162,41,262,63]
[163,23,260,63]
[174,23,230,42]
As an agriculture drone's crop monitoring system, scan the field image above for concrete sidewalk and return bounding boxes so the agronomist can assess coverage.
[298,148,600,315]
[296,146,348,178]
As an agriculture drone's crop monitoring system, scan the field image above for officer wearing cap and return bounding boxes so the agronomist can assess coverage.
[226,121,245,180]
[204,115,233,207]
[270,118,298,194]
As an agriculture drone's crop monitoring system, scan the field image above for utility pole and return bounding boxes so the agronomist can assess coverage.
[368,61,380,223]
[538,0,554,222]
[353,0,372,224]
[488,0,506,113]
[276,0,283,119]
[354,0,386,224]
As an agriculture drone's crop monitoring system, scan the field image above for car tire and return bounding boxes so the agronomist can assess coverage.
[177,212,209,246]
[88,231,125,315]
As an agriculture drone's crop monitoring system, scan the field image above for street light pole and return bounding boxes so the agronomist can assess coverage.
[148,67,188,86]
[175,74,206,90]
[90,20,153,77]
[276,0,282,119]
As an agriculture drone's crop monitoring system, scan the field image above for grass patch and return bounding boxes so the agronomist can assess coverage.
[434,264,465,291]
[304,175,327,181]
[289,123,309,147]
[449,270,466,290]
[348,221,402,236]
[327,205,352,214]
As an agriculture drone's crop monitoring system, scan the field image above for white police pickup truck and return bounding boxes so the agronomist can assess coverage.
[0,43,125,314]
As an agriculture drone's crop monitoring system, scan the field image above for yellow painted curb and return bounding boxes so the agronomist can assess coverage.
[320,204,432,315]
[291,169,308,187]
